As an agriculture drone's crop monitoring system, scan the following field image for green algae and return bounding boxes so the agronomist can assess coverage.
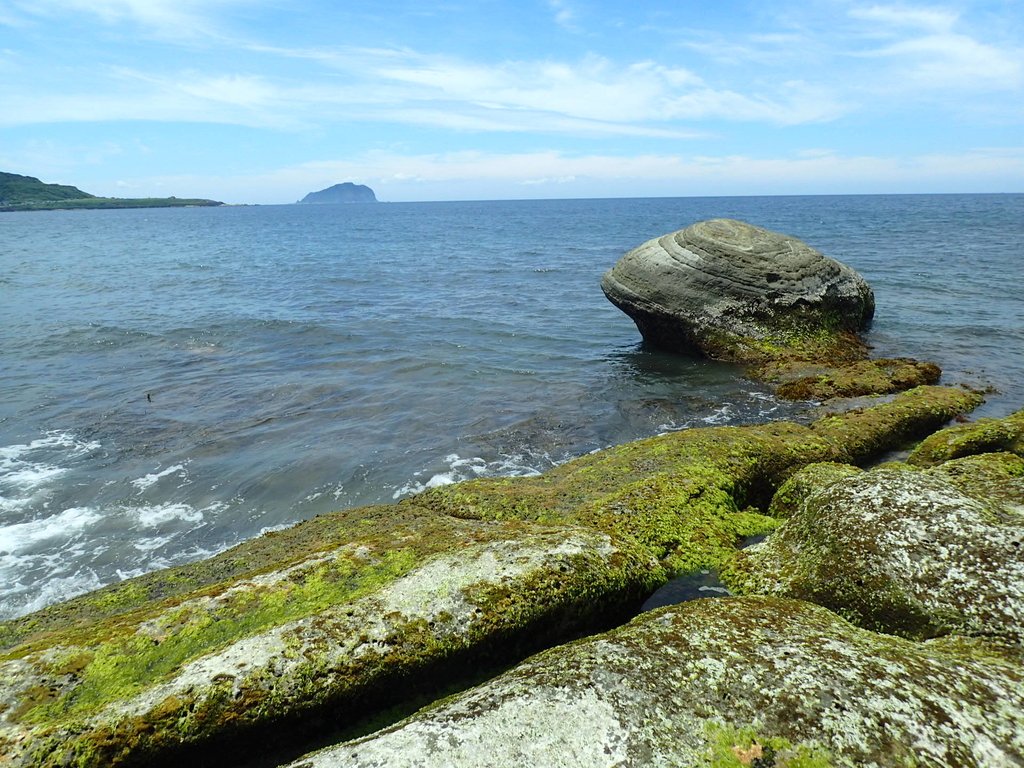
[0,386,987,767]
[288,596,1024,767]
[725,452,1024,643]
[0,503,424,651]
[707,724,834,768]
[17,547,421,725]
[419,386,982,578]
[2,519,659,767]
[908,408,1024,466]
[767,463,862,518]
[763,358,941,401]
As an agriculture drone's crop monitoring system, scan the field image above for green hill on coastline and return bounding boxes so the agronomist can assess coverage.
[0,171,222,211]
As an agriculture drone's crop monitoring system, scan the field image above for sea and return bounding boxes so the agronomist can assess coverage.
[1,193,1022,620]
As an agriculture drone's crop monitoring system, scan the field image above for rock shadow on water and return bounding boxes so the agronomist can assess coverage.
[639,569,731,612]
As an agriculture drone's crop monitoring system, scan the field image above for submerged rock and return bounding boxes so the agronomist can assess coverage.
[601,218,874,363]
[725,453,1024,642]
[285,597,1024,768]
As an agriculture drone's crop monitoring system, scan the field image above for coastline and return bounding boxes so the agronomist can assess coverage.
[0,197,223,212]
[4,385,1022,767]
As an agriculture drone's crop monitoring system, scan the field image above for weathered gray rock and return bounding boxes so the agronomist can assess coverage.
[601,218,874,362]
[285,597,1024,768]
[0,386,986,766]
[725,454,1024,642]
[0,508,658,767]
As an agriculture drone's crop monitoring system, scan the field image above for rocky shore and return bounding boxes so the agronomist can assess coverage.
[2,221,1021,767]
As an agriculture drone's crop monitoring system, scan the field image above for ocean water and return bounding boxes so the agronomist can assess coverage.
[1,194,1022,619]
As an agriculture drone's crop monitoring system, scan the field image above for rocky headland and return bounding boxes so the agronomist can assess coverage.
[1,220,1021,768]
[0,171,222,212]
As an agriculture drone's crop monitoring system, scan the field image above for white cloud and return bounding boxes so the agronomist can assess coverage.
[849,3,1023,90]
[122,146,1024,203]
[547,0,579,32]
[849,5,957,33]
[0,42,847,133]
[7,0,247,39]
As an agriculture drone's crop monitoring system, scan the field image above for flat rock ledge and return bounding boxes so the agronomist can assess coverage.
[602,219,941,401]
[0,386,987,767]
[285,597,1024,768]
[0,513,660,768]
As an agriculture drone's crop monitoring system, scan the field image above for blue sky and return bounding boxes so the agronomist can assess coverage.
[1,0,1021,203]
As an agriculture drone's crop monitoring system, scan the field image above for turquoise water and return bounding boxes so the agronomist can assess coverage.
[1,194,1022,618]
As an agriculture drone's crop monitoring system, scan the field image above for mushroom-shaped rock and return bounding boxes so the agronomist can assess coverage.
[601,218,875,363]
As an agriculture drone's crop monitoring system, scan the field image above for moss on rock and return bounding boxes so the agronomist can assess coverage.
[284,597,1024,768]
[724,454,1024,642]
[757,358,942,401]
[0,386,984,767]
[419,386,982,578]
[908,408,1024,466]
[0,510,659,767]
[767,462,863,518]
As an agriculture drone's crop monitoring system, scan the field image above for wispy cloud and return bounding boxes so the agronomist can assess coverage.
[849,3,1023,90]
[849,5,958,34]
[547,0,579,32]
[127,145,1024,203]
[276,47,847,127]
[0,43,846,133]
[6,0,245,39]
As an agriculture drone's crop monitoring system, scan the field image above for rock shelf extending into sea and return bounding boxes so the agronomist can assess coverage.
[2,219,1022,767]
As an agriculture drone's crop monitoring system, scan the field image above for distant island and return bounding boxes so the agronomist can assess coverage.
[0,171,223,212]
[297,182,377,204]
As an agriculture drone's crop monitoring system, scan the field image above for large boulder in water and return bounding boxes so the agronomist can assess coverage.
[601,218,875,363]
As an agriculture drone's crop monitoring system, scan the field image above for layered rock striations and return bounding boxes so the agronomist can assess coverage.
[602,219,941,400]
[601,218,875,361]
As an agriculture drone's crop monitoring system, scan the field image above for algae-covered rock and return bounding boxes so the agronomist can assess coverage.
[601,219,874,362]
[908,408,1024,466]
[285,597,1024,768]
[0,508,659,767]
[766,462,862,518]
[0,386,984,766]
[725,454,1024,642]
[758,357,942,401]
[420,386,982,576]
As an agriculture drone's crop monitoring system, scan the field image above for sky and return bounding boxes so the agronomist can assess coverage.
[1,0,1022,203]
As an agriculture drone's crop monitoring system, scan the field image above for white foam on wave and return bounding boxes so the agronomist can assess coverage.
[0,432,100,512]
[0,506,102,555]
[131,462,189,492]
[134,500,220,528]
[392,452,545,500]
[0,569,105,619]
